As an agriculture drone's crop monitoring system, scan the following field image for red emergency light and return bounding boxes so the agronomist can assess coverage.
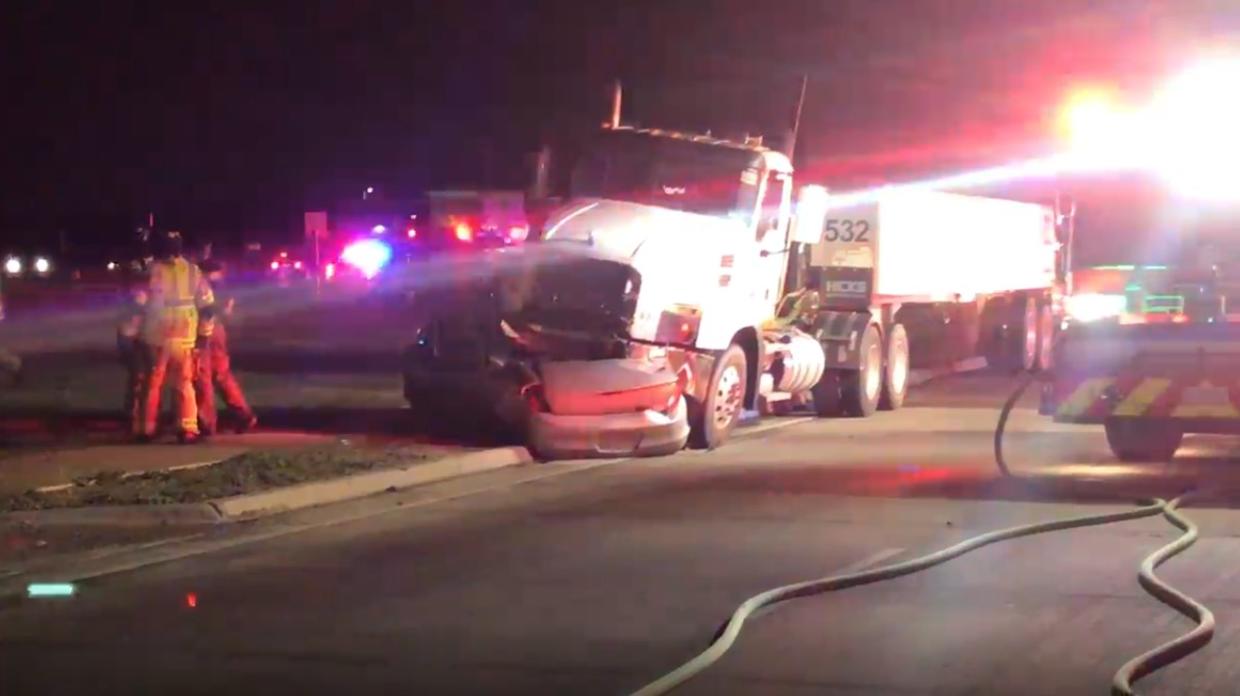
[454,222,473,242]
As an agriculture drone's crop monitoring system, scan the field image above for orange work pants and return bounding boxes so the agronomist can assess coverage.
[195,323,251,433]
[139,342,198,436]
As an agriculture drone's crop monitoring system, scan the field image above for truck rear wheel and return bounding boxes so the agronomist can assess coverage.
[1019,296,1039,372]
[1105,419,1183,462]
[687,344,747,449]
[841,324,882,417]
[1036,303,1055,372]
[879,323,909,411]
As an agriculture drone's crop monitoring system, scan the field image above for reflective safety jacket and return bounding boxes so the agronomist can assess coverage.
[144,257,214,348]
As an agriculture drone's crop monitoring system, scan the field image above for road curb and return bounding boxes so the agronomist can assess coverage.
[4,502,223,527]
[209,446,534,520]
[1,446,534,529]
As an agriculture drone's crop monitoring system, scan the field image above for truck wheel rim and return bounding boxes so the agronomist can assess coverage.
[865,342,882,402]
[714,365,743,430]
[1023,303,1038,368]
[890,338,908,396]
[1039,309,1054,369]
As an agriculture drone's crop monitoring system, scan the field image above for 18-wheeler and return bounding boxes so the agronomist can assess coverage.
[404,117,1066,458]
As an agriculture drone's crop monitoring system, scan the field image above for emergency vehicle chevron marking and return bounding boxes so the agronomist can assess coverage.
[1112,378,1173,417]
[1172,382,1240,418]
[1056,378,1114,418]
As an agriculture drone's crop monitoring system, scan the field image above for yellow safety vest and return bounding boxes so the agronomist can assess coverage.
[144,257,214,347]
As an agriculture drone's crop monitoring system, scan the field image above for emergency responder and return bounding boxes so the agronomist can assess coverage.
[117,286,149,427]
[766,272,823,331]
[136,230,214,443]
[195,251,257,435]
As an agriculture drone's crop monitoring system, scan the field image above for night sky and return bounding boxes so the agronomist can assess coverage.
[0,0,1233,247]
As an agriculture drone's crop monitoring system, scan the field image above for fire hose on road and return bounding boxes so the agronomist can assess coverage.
[629,376,1213,696]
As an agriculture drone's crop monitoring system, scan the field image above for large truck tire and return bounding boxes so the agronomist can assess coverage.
[1105,419,1183,462]
[841,324,882,417]
[1018,295,1039,372]
[1036,302,1055,372]
[811,370,843,417]
[687,344,748,449]
[879,323,909,411]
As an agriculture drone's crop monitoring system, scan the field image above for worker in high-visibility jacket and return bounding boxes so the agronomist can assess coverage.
[137,230,214,443]
[195,256,257,435]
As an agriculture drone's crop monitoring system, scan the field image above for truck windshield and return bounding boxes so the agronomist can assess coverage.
[571,132,758,217]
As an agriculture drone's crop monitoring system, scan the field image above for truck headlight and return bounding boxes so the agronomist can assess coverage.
[4,257,21,276]
[1064,293,1126,323]
[33,257,51,275]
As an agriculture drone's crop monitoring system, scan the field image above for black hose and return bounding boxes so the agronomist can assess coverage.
[993,372,1037,477]
[629,498,1180,696]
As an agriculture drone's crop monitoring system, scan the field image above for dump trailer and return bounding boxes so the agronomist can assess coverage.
[802,190,1061,417]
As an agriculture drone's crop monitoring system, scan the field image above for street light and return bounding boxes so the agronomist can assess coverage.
[363,186,375,200]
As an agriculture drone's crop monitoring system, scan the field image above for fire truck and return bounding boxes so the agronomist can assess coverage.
[1043,176,1240,461]
[1034,55,1240,462]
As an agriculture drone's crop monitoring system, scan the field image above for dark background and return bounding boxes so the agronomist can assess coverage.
[0,0,1231,249]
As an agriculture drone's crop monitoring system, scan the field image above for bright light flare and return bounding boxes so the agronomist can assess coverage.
[1148,57,1240,201]
[508,225,528,242]
[1059,87,1144,169]
[33,257,50,274]
[4,257,21,275]
[454,222,473,242]
[269,260,280,271]
[1064,293,1127,323]
[340,239,392,279]
[371,224,387,234]
[27,583,75,598]
[106,261,118,271]
[406,227,417,239]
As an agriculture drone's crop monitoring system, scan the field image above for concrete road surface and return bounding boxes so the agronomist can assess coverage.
[4,372,1240,695]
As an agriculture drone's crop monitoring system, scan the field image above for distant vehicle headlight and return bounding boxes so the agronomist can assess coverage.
[4,257,22,275]
[1064,293,1127,323]
[33,257,51,274]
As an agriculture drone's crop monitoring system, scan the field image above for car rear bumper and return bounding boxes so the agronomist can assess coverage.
[528,397,689,459]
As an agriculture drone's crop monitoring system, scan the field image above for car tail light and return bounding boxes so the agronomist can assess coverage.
[660,365,691,414]
[454,222,473,242]
[522,383,549,413]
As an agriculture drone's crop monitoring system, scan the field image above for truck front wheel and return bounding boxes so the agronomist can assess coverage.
[841,324,882,417]
[687,344,748,449]
[1105,419,1183,462]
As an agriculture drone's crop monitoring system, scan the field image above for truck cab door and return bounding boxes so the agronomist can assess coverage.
[754,170,793,312]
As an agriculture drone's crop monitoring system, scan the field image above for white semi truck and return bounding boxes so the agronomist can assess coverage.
[404,124,1064,456]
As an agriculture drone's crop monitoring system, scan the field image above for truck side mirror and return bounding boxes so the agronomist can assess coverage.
[791,185,828,245]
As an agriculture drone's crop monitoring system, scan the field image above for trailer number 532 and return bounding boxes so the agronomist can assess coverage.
[824,219,870,242]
